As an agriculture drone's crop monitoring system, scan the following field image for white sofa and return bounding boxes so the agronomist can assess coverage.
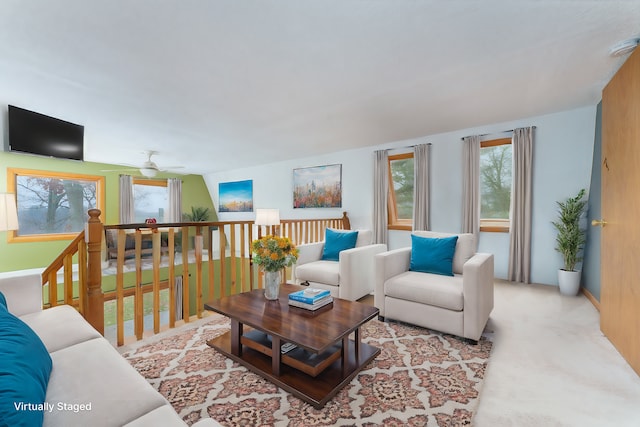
[292,229,387,301]
[0,273,220,427]
[375,231,494,342]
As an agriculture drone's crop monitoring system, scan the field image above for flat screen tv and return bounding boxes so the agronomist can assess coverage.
[8,105,84,161]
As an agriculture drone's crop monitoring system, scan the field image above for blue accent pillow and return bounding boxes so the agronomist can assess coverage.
[321,229,359,261]
[410,234,459,276]
[0,306,53,427]
[0,291,6,310]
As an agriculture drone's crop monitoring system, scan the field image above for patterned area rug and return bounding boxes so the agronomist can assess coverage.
[120,314,492,426]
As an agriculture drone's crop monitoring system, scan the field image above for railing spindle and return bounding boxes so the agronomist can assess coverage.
[219,226,226,296]
[134,230,143,340]
[208,227,215,300]
[152,229,161,333]
[64,254,73,306]
[168,228,176,328]
[240,224,246,293]
[48,270,57,308]
[195,226,203,320]
[116,229,126,346]
[78,238,87,316]
[181,226,190,324]
[230,224,237,295]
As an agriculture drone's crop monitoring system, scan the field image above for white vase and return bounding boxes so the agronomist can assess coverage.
[558,269,581,296]
[264,270,281,300]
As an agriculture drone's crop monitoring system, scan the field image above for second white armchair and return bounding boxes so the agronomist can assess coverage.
[375,231,494,343]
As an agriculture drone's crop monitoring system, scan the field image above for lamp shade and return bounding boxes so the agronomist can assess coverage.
[254,209,280,226]
[0,193,19,232]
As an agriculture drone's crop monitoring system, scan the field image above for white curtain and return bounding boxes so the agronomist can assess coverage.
[373,150,389,245]
[413,143,431,231]
[119,175,134,223]
[462,136,481,239]
[167,178,182,222]
[508,127,534,283]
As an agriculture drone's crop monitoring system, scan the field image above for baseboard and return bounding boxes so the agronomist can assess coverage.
[581,287,600,312]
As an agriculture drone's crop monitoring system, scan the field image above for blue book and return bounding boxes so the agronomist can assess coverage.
[288,288,331,304]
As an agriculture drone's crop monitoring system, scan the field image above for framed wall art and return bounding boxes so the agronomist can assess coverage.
[219,179,253,212]
[293,164,342,208]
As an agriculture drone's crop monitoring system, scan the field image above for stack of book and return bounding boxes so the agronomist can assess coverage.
[288,288,333,311]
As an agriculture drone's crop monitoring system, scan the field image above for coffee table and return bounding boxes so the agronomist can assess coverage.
[204,284,380,408]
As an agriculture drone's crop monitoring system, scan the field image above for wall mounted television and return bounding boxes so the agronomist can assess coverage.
[8,105,84,161]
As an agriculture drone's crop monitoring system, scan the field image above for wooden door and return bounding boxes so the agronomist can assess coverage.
[601,47,640,376]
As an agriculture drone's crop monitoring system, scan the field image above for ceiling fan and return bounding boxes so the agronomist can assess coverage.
[102,151,184,177]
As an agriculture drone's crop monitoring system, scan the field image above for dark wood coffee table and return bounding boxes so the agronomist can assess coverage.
[204,284,379,408]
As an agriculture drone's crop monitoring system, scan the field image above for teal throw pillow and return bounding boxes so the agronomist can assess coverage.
[0,291,6,310]
[0,307,53,427]
[410,234,459,276]
[321,229,359,261]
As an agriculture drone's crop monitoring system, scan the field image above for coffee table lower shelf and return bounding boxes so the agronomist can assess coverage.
[207,330,379,408]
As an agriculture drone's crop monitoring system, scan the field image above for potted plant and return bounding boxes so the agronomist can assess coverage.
[182,206,212,250]
[552,188,587,296]
[183,206,211,222]
[251,235,298,300]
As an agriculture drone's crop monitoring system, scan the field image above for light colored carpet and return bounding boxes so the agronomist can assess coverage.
[474,280,640,427]
[120,314,493,426]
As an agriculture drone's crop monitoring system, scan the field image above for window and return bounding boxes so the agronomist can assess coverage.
[133,178,168,223]
[480,138,512,232]
[7,168,105,242]
[387,152,414,230]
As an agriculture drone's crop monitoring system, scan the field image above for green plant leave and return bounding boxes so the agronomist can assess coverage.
[551,188,587,271]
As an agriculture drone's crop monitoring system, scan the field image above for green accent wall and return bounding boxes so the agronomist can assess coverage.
[0,151,216,272]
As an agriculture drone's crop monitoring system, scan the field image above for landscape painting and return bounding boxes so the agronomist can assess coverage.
[293,164,342,208]
[219,180,253,212]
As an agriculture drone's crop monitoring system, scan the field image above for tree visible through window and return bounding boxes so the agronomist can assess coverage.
[133,179,168,223]
[387,153,414,230]
[8,169,105,242]
[480,138,512,232]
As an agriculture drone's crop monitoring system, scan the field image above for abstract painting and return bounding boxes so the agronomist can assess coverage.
[293,164,342,208]
[219,180,253,212]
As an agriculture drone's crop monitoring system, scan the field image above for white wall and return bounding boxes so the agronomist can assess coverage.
[205,105,597,286]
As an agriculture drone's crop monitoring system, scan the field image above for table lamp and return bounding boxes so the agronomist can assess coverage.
[255,208,280,237]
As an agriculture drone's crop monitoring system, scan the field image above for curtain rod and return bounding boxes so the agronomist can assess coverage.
[406,142,432,148]
[381,142,432,151]
[460,126,536,141]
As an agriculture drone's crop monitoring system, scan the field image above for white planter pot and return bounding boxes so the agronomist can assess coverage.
[558,269,581,296]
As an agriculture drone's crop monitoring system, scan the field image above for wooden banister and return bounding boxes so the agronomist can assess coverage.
[41,231,85,283]
[40,210,351,346]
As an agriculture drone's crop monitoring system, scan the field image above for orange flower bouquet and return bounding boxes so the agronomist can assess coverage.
[251,235,298,272]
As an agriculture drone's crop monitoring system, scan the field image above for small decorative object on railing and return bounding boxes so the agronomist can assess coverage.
[145,218,157,224]
[251,235,298,300]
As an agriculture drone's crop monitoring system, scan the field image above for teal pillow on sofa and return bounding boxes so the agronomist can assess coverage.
[0,301,53,427]
[410,234,459,276]
[321,229,359,261]
[0,291,6,310]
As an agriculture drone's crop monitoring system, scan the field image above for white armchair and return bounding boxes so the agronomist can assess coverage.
[292,229,387,301]
[375,231,494,343]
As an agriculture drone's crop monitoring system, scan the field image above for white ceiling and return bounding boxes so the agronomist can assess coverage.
[1,1,638,175]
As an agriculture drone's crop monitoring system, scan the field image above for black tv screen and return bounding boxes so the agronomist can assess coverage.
[8,105,84,161]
